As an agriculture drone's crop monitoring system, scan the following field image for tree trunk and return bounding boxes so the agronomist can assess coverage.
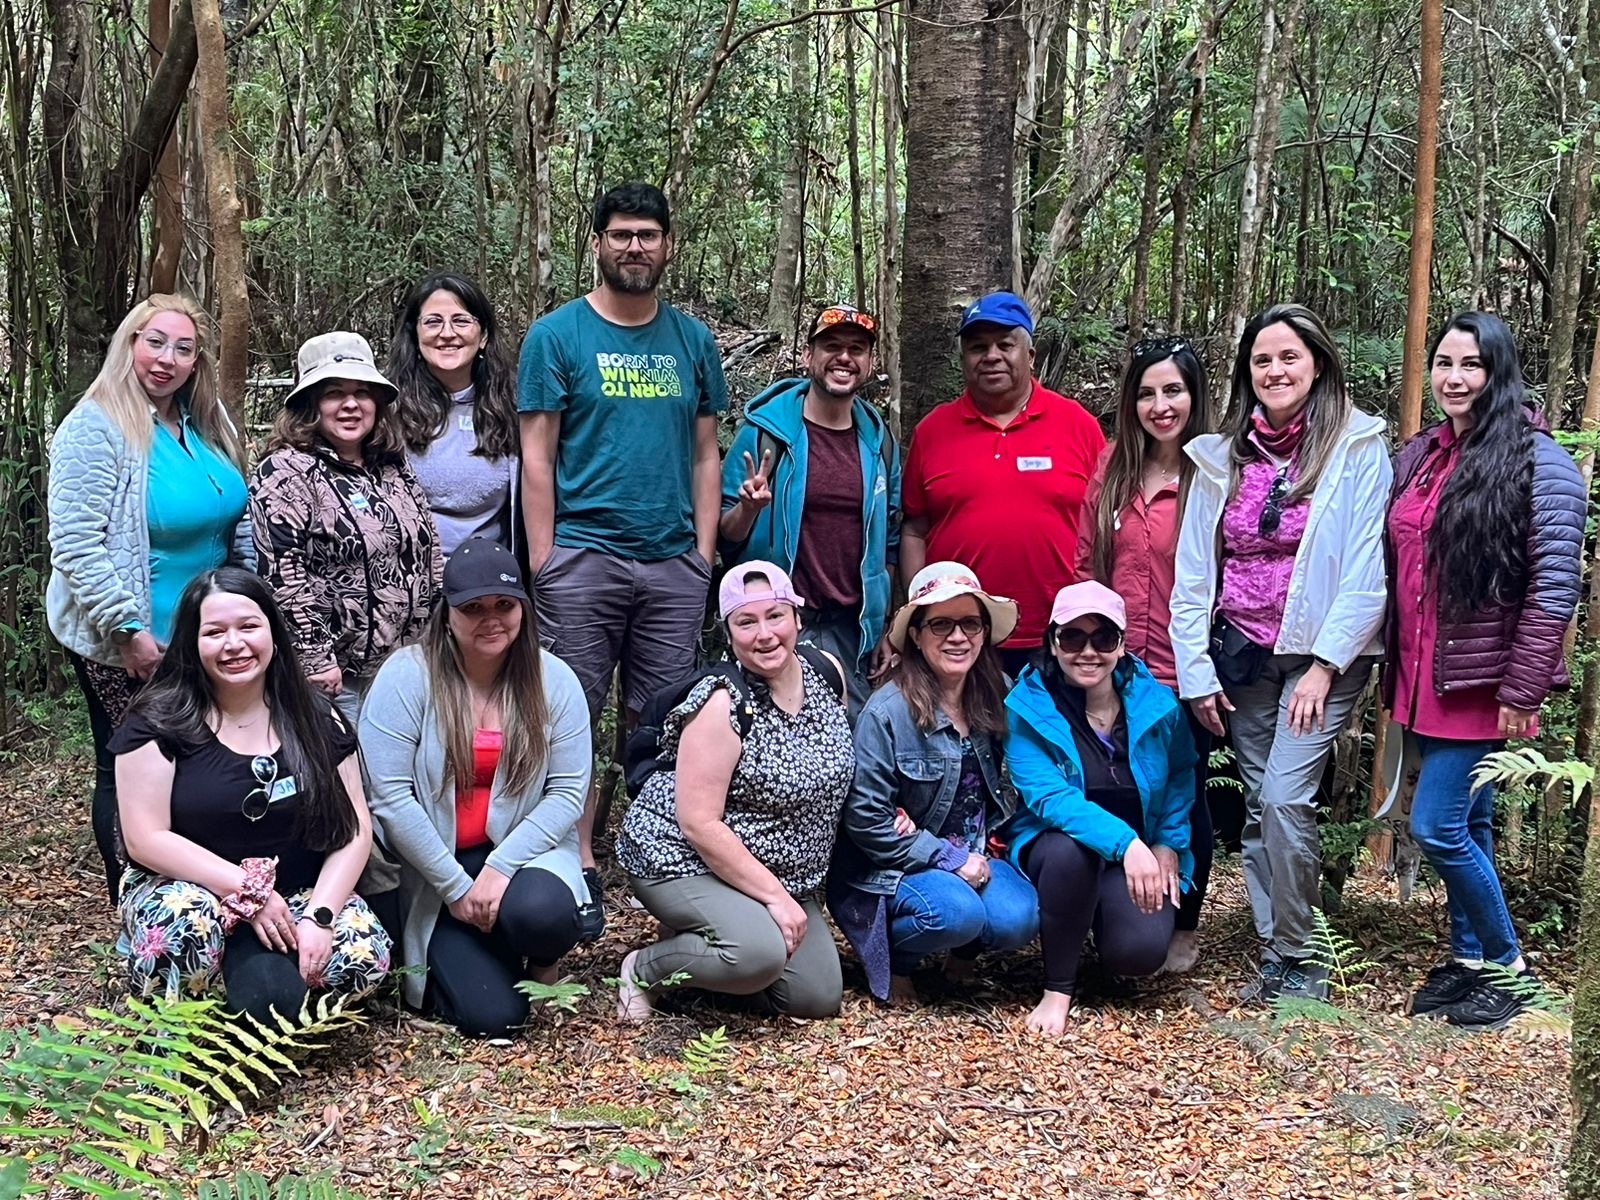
[41,0,200,398]
[900,0,1021,428]
[844,13,868,310]
[1570,684,1600,1194]
[1012,0,1058,289]
[876,5,903,433]
[766,0,811,341]
[1396,0,1442,442]
[149,0,183,295]
[1023,0,1167,315]
[192,0,249,414]
[1221,0,1303,391]
[666,0,743,216]
[1166,2,1219,329]
[1545,0,1596,425]
[1127,19,1173,337]
[528,0,568,317]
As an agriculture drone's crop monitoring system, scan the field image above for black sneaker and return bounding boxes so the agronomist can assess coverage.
[1239,959,1286,1004]
[1438,970,1537,1029]
[1409,961,1483,1016]
[1278,959,1330,1001]
[575,867,605,943]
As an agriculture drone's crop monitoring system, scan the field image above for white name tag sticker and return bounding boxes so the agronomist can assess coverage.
[348,493,369,510]
[457,413,474,432]
[1017,456,1053,471]
[270,776,298,802]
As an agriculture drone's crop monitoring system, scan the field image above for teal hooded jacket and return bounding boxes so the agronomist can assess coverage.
[1002,658,1197,885]
[719,378,901,667]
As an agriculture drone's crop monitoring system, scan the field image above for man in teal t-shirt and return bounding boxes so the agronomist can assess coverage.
[518,181,727,934]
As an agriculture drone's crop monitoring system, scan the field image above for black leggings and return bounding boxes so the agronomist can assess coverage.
[1176,710,1216,934]
[222,929,311,1028]
[424,843,583,1038]
[70,653,136,903]
[1023,831,1174,994]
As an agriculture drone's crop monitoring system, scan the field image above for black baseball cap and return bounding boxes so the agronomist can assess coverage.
[444,538,529,607]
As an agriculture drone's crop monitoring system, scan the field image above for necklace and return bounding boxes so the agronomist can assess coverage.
[1086,703,1119,732]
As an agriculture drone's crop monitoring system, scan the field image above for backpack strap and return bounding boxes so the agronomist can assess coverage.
[703,662,758,739]
[795,642,847,703]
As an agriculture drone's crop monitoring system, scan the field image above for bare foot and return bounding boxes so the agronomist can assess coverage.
[616,949,654,1024]
[529,961,562,985]
[1163,930,1199,974]
[943,955,978,984]
[886,974,919,1007]
[1024,990,1073,1035]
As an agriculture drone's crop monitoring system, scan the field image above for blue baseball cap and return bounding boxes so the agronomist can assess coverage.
[957,291,1034,337]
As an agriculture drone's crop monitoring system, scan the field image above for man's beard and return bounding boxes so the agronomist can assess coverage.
[599,255,664,294]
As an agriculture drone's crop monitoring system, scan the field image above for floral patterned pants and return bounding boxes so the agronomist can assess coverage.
[117,867,392,1011]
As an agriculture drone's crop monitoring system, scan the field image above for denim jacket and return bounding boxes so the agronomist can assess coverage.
[831,680,1012,896]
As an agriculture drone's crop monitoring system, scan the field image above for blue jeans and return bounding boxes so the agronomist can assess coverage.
[887,859,1039,976]
[1409,734,1520,966]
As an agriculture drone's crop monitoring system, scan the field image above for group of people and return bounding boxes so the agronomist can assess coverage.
[46,180,1586,1041]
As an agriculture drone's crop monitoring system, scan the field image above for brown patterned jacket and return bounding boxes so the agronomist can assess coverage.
[249,445,443,679]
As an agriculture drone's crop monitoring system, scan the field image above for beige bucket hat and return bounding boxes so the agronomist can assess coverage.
[284,331,397,409]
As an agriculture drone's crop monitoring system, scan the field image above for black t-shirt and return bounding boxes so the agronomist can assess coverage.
[109,707,358,894]
[1051,687,1145,834]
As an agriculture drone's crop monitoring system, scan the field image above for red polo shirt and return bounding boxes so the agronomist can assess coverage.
[903,380,1105,646]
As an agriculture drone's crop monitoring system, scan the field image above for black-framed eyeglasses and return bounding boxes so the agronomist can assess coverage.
[600,228,665,250]
[918,615,986,640]
[241,754,281,822]
[1259,468,1291,537]
[1055,624,1123,653]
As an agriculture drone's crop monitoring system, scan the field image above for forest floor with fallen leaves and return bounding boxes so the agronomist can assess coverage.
[0,714,1572,1199]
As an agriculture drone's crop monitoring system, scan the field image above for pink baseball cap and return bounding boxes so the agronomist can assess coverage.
[718,560,807,620]
[1049,580,1127,631]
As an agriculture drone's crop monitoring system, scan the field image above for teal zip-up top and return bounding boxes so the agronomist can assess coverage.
[1003,659,1197,884]
[719,378,901,668]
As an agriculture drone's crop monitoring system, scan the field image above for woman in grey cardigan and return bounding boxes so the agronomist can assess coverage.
[47,294,250,900]
[360,539,591,1037]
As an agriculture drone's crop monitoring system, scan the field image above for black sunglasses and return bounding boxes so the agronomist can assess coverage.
[1259,468,1291,537]
[241,754,281,822]
[1131,334,1195,360]
[1055,624,1124,653]
[916,615,987,639]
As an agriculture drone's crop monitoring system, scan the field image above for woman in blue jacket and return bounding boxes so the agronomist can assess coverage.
[1006,581,1196,1035]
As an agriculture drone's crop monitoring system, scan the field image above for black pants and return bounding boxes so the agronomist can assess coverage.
[1176,709,1216,934]
[1023,831,1174,994]
[424,843,583,1038]
[70,653,136,903]
[222,929,310,1028]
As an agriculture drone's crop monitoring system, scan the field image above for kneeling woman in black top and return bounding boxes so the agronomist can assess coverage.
[114,567,391,1025]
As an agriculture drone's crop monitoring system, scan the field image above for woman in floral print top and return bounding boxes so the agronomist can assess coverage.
[615,561,853,1023]
[249,332,442,725]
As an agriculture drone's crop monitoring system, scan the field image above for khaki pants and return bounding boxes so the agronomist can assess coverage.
[627,873,842,1018]
[1227,655,1375,961]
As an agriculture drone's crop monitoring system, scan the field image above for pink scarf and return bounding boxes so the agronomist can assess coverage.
[1248,405,1306,459]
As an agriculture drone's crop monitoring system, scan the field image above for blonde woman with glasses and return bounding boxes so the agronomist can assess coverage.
[48,294,251,901]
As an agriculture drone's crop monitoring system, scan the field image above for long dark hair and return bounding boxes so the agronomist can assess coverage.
[1091,337,1211,582]
[387,272,519,460]
[1425,311,1534,615]
[125,568,359,852]
[1226,303,1351,503]
[894,605,1008,737]
[266,379,408,467]
[421,594,551,795]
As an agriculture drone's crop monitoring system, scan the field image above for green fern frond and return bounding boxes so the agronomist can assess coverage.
[1479,962,1568,1014]
[1470,748,1595,797]
[679,1026,731,1075]
[195,1168,369,1200]
[0,994,366,1196]
[514,980,592,1014]
[1303,908,1377,997]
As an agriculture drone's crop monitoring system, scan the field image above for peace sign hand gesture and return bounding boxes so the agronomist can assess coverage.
[737,449,774,511]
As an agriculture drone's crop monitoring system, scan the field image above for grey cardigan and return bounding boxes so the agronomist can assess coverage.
[360,643,592,1008]
[47,398,250,665]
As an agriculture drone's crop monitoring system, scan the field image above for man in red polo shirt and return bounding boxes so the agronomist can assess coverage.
[900,291,1106,674]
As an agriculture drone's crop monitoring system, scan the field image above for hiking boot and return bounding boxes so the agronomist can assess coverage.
[1408,961,1483,1016]
[1278,959,1330,1001]
[1437,970,1537,1029]
[575,867,606,943]
[1238,959,1285,1004]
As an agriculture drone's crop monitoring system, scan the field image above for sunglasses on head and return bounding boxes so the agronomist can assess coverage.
[241,754,281,822]
[1131,334,1194,360]
[1259,467,1291,537]
[1054,623,1123,653]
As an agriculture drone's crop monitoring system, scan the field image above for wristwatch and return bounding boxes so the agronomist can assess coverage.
[306,906,335,930]
[1313,656,1339,673]
[111,624,142,646]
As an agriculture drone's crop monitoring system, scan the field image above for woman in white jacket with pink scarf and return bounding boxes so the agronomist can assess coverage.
[1169,302,1390,1006]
